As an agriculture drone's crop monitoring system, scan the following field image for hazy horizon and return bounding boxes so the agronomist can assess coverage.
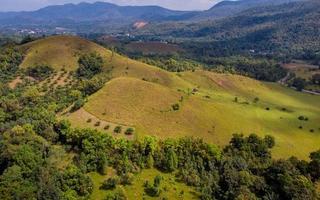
[0,0,223,12]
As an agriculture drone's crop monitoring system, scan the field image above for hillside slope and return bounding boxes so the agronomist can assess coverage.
[192,0,302,20]
[23,35,320,159]
[137,0,320,56]
[20,35,191,89]
[81,70,320,159]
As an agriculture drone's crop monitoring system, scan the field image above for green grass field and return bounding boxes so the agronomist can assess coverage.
[84,70,320,159]
[89,168,199,200]
[21,36,320,160]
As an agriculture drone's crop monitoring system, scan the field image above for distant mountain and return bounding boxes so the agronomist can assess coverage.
[136,0,320,57]
[0,0,306,32]
[0,2,196,28]
[192,0,304,20]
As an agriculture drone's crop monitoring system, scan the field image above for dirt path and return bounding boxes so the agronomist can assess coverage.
[278,72,320,95]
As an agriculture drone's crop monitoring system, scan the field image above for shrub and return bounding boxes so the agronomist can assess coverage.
[298,116,305,121]
[100,177,119,190]
[144,176,162,197]
[104,125,110,130]
[104,188,127,200]
[87,118,92,123]
[120,173,134,185]
[71,98,85,112]
[77,53,104,78]
[95,121,101,127]
[266,107,270,111]
[125,128,134,135]
[114,126,122,133]
[172,103,180,111]
[26,65,54,80]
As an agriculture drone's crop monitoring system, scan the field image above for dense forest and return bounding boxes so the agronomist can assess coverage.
[0,40,319,200]
[134,0,320,63]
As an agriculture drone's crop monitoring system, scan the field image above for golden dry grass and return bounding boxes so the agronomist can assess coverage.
[84,71,320,159]
[23,35,320,159]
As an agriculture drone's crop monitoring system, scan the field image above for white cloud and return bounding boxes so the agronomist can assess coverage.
[0,0,222,12]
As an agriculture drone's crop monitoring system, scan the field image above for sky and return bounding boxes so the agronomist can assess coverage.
[0,0,222,12]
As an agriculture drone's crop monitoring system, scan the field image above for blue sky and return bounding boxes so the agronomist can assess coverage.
[0,0,222,12]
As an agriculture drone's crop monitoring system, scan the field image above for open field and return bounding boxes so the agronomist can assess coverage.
[83,71,320,159]
[21,36,320,160]
[282,60,320,91]
[125,41,183,55]
[89,168,199,200]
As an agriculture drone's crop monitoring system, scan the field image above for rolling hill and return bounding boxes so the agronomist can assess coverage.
[21,35,320,160]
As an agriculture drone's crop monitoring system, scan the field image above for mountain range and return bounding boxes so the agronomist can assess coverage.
[0,0,304,30]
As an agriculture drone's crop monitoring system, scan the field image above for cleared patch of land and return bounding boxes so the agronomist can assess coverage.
[89,168,199,200]
[125,41,183,55]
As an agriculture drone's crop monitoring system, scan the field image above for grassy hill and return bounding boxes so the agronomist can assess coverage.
[20,35,111,70]
[23,35,320,160]
[83,70,320,159]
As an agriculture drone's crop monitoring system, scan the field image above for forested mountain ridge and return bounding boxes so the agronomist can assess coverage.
[191,0,303,20]
[136,0,320,57]
[0,2,196,27]
[0,0,307,32]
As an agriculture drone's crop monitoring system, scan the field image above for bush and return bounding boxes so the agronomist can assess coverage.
[104,188,127,200]
[77,53,104,78]
[100,177,119,190]
[95,121,101,127]
[120,173,134,185]
[144,176,163,197]
[26,65,54,80]
[172,103,180,111]
[104,125,110,130]
[125,128,134,135]
[71,98,85,112]
[114,126,122,133]
[292,78,306,91]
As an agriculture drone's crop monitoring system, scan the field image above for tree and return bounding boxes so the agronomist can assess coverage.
[100,177,119,190]
[26,65,53,80]
[308,150,320,181]
[311,74,320,85]
[292,78,306,91]
[77,53,104,78]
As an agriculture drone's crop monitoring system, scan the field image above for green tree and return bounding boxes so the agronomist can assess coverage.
[77,53,104,78]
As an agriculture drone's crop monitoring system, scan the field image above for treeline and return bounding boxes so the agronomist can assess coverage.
[203,56,287,82]
[1,119,319,199]
[135,55,202,72]
[0,47,23,82]
[0,72,319,199]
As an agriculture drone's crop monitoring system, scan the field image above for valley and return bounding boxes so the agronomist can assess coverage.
[0,1,319,199]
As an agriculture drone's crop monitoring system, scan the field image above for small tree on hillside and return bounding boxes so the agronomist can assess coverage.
[77,53,103,78]
[292,78,306,91]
